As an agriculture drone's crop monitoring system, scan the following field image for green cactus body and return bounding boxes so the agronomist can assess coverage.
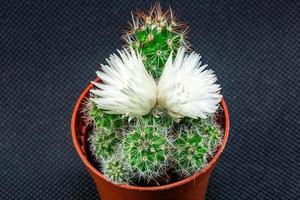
[125,4,189,79]
[103,158,129,184]
[90,128,121,160]
[204,124,221,149]
[124,125,167,179]
[173,130,208,176]
[89,102,124,129]
[132,26,181,79]
[142,113,173,129]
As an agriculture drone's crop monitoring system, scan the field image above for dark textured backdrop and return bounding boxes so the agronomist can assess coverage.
[1,0,300,199]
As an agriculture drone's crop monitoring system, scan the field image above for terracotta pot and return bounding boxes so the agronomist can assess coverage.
[71,78,230,200]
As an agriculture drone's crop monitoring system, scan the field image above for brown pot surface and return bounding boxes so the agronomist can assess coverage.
[71,78,230,200]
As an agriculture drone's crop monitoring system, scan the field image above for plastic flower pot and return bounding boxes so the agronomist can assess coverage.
[71,78,230,200]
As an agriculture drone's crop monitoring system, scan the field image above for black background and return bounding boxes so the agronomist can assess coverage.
[1,0,300,199]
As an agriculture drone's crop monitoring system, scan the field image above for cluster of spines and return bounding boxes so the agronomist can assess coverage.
[124,3,190,79]
[89,128,121,161]
[84,100,124,129]
[172,127,208,176]
[202,120,223,155]
[170,117,222,177]
[124,118,169,181]
[102,157,130,184]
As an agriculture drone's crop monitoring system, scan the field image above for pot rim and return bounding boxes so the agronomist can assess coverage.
[71,78,230,191]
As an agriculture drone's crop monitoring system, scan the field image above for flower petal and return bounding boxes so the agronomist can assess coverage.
[90,48,157,117]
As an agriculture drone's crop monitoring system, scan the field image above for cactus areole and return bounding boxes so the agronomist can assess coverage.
[71,3,230,200]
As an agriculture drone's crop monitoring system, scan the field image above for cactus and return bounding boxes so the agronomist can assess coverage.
[89,128,121,161]
[85,100,125,129]
[102,157,129,184]
[171,116,223,176]
[184,116,223,148]
[124,3,189,79]
[172,127,208,177]
[124,119,169,180]
[203,122,222,154]
[142,113,174,130]
[85,4,223,186]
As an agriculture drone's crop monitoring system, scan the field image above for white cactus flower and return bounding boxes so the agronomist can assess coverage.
[157,47,222,119]
[91,47,222,119]
[90,48,157,117]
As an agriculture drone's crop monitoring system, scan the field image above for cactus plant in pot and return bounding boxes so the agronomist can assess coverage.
[71,4,230,200]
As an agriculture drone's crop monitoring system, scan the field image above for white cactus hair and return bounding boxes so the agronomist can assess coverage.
[90,48,157,118]
[81,98,94,124]
[157,47,222,119]
[81,97,100,127]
